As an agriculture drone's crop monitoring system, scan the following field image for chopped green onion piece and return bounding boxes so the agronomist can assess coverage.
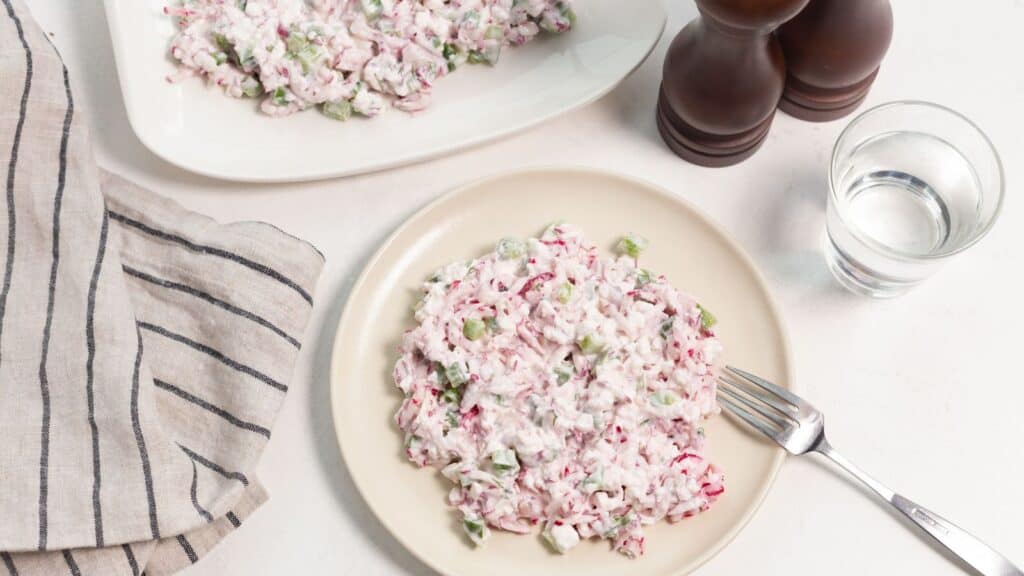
[484,25,504,40]
[560,2,578,27]
[213,51,228,65]
[659,318,674,339]
[491,449,519,473]
[538,2,577,33]
[212,32,255,70]
[299,44,320,71]
[554,363,573,385]
[467,50,488,64]
[463,318,486,341]
[616,233,649,258]
[271,87,288,106]
[555,282,573,304]
[440,387,461,405]
[240,76,263,97]
[213,33,233,53]
[577,334,605,355]
[635,268,651,287]
[463,517,489,545]
[496,237,526,260]
[445,411,459,429]
[285,29,319,73]
[650,390,680,407]
[322,99,353,121]
[285,29,308,54]
[697,304,717,329]
[440,40,463,71]
[483,316,499,332]
[434,362,449,386]
[445,362,468,387]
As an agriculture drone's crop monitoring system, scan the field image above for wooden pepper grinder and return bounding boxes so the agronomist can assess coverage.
[776,0,893,121]
[657,0,810,167]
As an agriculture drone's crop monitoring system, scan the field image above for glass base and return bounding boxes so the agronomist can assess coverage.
[824,235,918,299]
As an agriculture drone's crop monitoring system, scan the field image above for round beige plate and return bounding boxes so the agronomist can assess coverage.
[331,168,792,576]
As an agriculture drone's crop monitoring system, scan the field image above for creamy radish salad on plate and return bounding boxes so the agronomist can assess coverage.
[393,224,725,558]
[167,0,576,119]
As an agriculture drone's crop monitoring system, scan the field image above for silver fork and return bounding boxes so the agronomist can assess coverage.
[718,366,1022,576]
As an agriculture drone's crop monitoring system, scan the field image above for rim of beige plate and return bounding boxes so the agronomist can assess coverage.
[330,166,793,576]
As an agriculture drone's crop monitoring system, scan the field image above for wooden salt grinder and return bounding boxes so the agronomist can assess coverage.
[657,0,810,167]
[777,0,893,122]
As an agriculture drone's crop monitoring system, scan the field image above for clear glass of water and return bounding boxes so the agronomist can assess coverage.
[825,101,1004,297]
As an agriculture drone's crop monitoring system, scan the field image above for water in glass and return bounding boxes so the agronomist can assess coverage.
[825,102,1002,297]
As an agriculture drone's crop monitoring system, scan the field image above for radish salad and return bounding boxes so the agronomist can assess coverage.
[393,224,725,557]
[167,0,576,118]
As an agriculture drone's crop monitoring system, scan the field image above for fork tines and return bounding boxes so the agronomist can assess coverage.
[716,366,799,440]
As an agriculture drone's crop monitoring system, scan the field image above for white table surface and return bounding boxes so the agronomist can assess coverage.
[22,0,1024,574]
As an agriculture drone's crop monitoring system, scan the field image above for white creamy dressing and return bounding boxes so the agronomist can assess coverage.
[393,224,725,557]
[167,0,575,117]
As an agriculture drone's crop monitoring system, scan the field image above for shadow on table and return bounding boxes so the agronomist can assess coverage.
[755,166,869,304]
[595,10,861,305]
[811,456,984,575]
[306,242,439,576]
[760,169,833,284]
[599,0,698,155]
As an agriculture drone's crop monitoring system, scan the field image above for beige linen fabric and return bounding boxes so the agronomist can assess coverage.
[0,0,324,573]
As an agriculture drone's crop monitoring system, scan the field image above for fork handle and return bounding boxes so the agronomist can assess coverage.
[816,441,1023,576]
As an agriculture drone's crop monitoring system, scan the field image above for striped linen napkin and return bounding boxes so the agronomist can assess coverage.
[0,0,324,574]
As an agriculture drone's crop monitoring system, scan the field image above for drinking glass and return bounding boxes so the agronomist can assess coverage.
[825,101,1004,298]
